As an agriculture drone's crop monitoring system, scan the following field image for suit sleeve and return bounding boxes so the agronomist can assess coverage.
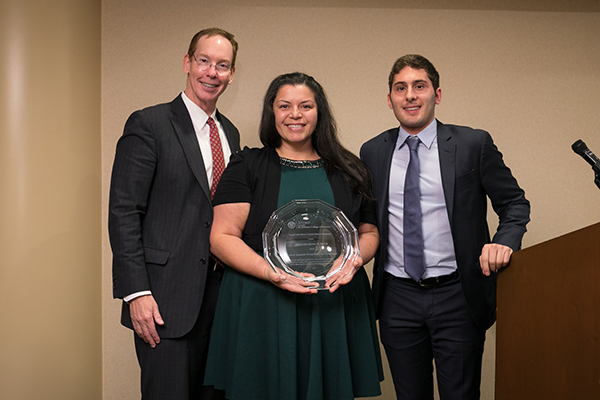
[479,131,530,251]
[108,110,157,299]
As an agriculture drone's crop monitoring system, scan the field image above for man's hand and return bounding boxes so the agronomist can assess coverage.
[479,243,513,276]
[128,295,164,348]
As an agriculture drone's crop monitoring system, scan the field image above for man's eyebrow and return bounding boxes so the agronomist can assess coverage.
[394,79,428,86]
[196,53,231,62]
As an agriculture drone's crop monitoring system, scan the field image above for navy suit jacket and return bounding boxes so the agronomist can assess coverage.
[109,94,240,338]
[360,120,530,330]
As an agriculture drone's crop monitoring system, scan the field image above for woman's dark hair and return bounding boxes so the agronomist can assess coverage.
[259,72,373,199]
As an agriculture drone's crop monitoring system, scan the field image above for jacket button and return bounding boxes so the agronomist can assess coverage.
[200,258,207,265]
[204,221,211,228]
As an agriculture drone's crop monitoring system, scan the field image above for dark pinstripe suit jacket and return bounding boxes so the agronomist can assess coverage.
[109,94,240,338]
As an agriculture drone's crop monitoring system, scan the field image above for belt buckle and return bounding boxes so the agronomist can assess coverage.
[418,276,440,288]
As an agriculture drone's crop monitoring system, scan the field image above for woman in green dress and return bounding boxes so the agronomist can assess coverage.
[204,72,383,400]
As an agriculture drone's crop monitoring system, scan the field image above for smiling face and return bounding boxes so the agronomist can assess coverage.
[273,84,318,153]
[387,67,441,135]
[183,34,235,115]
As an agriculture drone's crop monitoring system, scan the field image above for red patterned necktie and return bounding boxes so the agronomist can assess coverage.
[207,117,225,200]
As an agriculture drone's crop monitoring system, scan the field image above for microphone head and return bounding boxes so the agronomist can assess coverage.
[572,139,587,155]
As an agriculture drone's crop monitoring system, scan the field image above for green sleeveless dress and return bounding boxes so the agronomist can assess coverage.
[204,160,383,400]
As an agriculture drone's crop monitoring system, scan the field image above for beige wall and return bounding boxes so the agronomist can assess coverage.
[102,1,600,399]
[1,0,102,399]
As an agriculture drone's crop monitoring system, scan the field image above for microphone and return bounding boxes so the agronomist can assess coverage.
[572,139,600,174]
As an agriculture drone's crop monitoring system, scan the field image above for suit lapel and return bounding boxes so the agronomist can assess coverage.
[216,110,240,153]
[437,121,456,223]
[378,128,399,234]
[170,95,212,201]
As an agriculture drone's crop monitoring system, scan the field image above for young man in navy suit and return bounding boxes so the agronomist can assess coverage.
[360,54,530,400]
[109,28,240,400]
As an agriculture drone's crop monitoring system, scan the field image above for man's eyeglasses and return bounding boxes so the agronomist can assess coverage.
[192,55,232,74]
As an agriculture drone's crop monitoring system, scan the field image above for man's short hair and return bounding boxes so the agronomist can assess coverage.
[388,54,439,93]
[187,28,238,68]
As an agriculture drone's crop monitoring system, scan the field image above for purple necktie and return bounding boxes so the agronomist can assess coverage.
[403,136,425,281]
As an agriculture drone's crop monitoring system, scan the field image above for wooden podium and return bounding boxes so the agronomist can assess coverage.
[496,222,600,399]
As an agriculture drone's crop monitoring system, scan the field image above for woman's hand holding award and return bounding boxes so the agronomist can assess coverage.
[262,199,360,290]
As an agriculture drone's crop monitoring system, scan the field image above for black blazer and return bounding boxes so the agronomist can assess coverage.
[212,146,377,252]
[360,120,530,330]
[109,94,240,338]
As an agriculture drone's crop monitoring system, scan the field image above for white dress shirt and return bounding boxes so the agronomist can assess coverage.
[181,91,232,187]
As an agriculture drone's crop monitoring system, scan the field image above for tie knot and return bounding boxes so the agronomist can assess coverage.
[207,116,216,128]
[406,136,420,150]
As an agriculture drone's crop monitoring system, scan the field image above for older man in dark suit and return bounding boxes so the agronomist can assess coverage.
[360,54,530,400]
[109,28,240,400]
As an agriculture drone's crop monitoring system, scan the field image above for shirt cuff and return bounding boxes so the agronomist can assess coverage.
[124,291,152,303]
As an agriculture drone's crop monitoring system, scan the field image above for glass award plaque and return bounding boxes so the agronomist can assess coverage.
[262,199,360,290]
